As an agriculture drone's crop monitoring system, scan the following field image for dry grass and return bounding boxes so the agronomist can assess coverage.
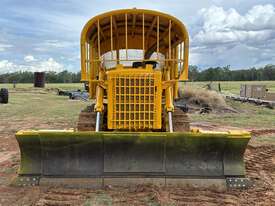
[182,87,227,109]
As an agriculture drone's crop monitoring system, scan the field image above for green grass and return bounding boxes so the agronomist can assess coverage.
[1,82,275,129]
[190,109,275,128]
[179,81,275,128]
[0,83,82,90]
[0,84,88,128]
[2,81,275,94]
[181,81,275,95]
[190,99,275,128]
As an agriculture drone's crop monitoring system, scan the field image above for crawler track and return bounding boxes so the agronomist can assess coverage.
[173,107,190,132]
[77,105,107,131]
[77,106,96,131]
[78,105,190,132]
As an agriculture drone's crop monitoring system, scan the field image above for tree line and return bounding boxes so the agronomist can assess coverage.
[189,64,275,81]
[0,64,275,83]
[0,71,81,83]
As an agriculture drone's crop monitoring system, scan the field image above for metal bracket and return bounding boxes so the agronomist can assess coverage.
[162,80,177,89]
[226,177,252,189]
[16,176,40,187]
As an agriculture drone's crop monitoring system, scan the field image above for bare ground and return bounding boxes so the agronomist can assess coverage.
[0,118,274,206]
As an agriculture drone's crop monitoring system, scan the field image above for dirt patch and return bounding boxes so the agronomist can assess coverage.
[35,188,87,206]
[0,118,74,205]
[0,151,17,164]
[251,129,275,136]
[190,121,241,131]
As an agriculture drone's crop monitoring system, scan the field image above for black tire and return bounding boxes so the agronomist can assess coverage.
[0,88,8,104]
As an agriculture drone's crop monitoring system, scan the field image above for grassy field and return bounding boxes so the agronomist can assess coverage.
[0,84,88,129]
[183,81,275,95]
[0,83,83,90]
[191,100,275,128]
[2,80,275,93]
[1,81,275,129]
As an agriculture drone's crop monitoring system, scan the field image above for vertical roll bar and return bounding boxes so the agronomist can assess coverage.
[97,20,101,58]
[125,13,128,60]
[157,16,159,60]
[169,20,171,60]
[142,13,145,60]
[110,16,113,60]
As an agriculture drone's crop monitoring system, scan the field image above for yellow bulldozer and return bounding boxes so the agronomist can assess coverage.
[15,9,251,188]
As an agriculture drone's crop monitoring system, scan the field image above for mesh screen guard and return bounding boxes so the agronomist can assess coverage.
[107,69,162,130]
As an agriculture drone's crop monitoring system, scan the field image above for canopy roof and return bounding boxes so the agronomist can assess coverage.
[81,8,189,57]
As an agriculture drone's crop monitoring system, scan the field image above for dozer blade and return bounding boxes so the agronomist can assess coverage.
[15,129,250,188]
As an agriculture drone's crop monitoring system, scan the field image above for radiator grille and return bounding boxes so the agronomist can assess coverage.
[107,70,162,130]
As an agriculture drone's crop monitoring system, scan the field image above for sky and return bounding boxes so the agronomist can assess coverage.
[0,0,275,73]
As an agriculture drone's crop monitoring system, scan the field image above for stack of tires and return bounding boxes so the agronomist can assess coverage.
[0,88,8,104]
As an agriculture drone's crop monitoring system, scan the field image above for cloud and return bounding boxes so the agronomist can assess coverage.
[43,40,76,48]
[24,55,36,62]
[0,60,16,73]
[191,4,275,68]
[244,4,275,30]
[39,57,64,72]
[34,40,78,52]
[194,4,275,45]
[0,43,13,52]
[1,1,275,70]
[0,58,64,74]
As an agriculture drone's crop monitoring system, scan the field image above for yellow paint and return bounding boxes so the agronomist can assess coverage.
[107,65,162,130]
[16,129,251,139]
[94,69,105,112]
[80,8,190,130]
